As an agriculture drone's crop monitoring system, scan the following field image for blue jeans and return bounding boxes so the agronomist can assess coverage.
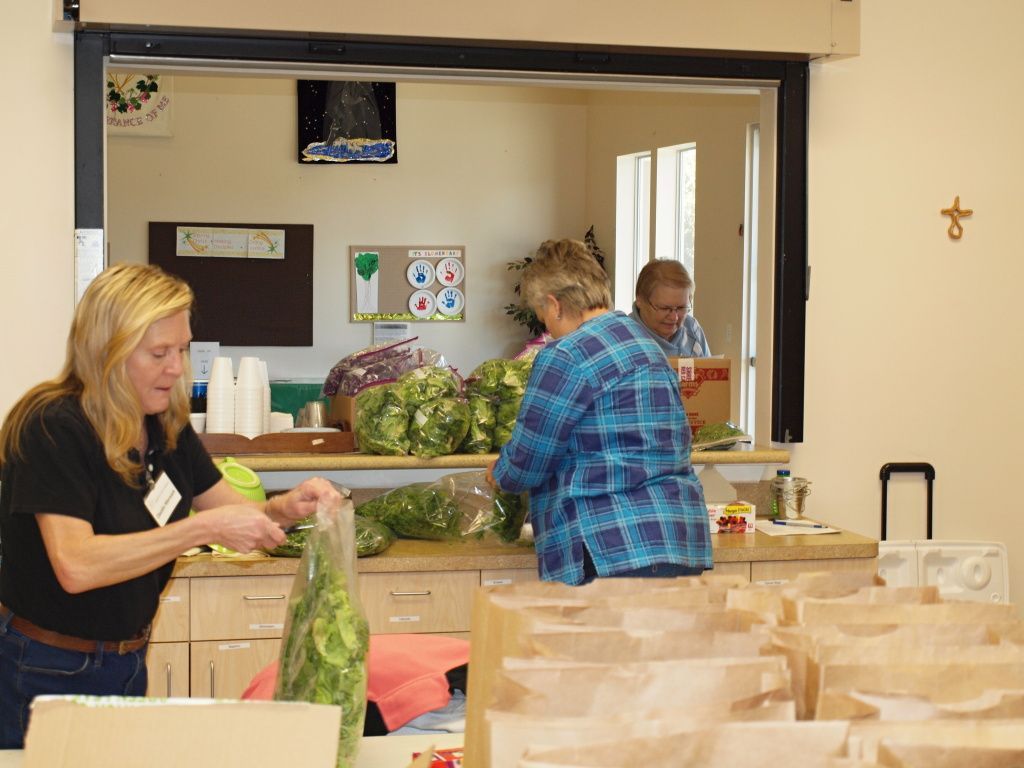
[580,546,705,585]
[0,611,148,749]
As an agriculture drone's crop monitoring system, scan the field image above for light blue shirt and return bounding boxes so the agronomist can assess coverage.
[630,303,711,358]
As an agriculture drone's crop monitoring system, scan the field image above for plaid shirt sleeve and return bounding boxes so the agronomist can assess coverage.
[492,344,587,493]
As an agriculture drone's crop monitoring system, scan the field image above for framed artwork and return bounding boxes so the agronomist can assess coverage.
[105,72,173,137]
[297,80,397,163]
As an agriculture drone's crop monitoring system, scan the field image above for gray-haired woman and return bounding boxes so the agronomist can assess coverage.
[488,239,711,586]
[631,259,711,357]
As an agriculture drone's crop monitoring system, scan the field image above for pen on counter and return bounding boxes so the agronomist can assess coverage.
[772,519,825,529]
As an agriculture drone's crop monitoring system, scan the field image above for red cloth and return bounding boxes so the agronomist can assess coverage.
[241,634,469,732]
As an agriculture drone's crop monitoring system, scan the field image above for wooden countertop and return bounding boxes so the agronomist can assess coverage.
[172,526,875,578]
[207,445,789,472]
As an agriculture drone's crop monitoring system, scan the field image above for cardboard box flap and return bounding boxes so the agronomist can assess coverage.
[23,696,341,768]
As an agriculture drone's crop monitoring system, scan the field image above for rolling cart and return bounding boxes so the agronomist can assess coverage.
[876,462,1008,603]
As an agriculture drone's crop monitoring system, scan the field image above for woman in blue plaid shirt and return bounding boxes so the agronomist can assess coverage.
[488,240,712,585]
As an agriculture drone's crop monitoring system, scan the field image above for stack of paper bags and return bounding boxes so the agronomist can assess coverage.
[462,570,1024,768]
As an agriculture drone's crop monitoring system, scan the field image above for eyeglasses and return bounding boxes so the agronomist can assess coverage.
[645,299,692,317]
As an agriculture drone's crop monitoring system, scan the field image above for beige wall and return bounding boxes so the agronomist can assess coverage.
[9,2,1024,601]
[107,78,589,376]
[0,4,75,414]
[799,1,1024,599]
[79,0,856,57]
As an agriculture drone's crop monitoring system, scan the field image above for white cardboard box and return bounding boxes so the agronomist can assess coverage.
[707,500,756,533]
[23,696,342,768]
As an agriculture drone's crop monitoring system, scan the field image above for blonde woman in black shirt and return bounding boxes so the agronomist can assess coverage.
[0,263,338,748]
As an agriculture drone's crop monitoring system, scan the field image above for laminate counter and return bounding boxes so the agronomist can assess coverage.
[171,526,877,579]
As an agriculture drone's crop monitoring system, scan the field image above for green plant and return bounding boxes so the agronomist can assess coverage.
[504,226,607,336]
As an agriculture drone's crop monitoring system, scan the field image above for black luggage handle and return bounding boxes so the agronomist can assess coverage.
[879,462,935,541]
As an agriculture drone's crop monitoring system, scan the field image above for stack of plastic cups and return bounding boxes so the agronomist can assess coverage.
[234,356,264,439]
[258,360,272,436]
[206,357,235,434]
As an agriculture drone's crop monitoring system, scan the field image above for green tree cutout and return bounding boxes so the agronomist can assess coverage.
[504,226,607,336]
[354,251,380,310]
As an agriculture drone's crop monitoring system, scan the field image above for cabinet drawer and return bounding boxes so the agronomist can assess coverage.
[190,638,281,700]
[151,577,190,642]
[359,570,479,634]
[480,568,538,587]
[145,641,189,698]
[190,575,294,641]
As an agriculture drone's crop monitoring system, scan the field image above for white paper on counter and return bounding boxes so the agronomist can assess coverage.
[755,519,839,536]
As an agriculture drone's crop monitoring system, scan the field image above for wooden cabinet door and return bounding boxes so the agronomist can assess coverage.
[189,638,281,699]
[145,641,189,698]
[151,577,190,643]
[359,570,479,634]
[190,575,293,641]
[750,557,877,583]
[480,568,538,587]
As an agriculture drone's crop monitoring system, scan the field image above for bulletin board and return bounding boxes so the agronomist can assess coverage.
[149,221,314,346]
[350,245,466,322]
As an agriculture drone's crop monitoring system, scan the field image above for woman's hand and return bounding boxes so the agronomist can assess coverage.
[266,476,343,525]
[486,459,500,490]
[201,505,287,553]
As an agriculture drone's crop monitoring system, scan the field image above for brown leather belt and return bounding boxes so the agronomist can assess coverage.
[0,606,149,655]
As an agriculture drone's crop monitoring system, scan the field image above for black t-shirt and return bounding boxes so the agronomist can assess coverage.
[0,397,222,640]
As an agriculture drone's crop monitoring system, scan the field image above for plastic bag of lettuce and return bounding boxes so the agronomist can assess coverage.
[268,513,396,558]
[460,359,533,453]
[274,495,368,767]
[355,367,470,457]
[357,471,529,544]
[354,383,410,455]
[408,397,471,458]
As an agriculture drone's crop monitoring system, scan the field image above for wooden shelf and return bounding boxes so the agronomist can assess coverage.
[205,446,789,472]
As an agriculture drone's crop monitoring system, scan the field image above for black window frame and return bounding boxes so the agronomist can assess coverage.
[74,29,807,442]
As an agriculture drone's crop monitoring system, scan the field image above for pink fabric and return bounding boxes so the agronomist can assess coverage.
[241,634,470,731]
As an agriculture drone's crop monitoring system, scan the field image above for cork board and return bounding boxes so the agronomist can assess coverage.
[149,221,314,346]
[350,244,466,322]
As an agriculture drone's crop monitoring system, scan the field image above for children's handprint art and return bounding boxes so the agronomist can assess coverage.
[405,259,435,288]
[435,258,464,287]
[408,289,436,319]
[436,287,464,317]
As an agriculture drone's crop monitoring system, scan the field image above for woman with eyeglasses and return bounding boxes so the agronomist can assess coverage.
[631,259,711,358]
[487,239,711,586]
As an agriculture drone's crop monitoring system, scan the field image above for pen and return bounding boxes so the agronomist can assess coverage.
[772,519,825,528]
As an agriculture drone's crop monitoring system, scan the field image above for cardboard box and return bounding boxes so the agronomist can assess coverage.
[667,357,732,437]
[329,393,357,433]
[707,500,756,533]
[23,696,342,768]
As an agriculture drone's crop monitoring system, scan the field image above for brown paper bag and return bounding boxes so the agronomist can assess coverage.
[848,720,1024,765]
[518,722,852,768]
[523,627,769,663]
[818,688,1024,721]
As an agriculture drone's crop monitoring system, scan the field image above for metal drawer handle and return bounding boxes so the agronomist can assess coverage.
[389,590,432,597]
[165,662,172,698]
[209,660,215,698]
[243,595,286,601]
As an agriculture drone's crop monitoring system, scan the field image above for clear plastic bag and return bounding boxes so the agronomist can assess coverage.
[354,383,410,455]
[354,514,396,557]
[355,471,529,543]
[431,470,529,543]
[408,396,471,458]
[274,495,369,767]
[459,393,496,454]
[322,338,416,396]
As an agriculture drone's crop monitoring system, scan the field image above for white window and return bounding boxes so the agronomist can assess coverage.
[615,144,696,314]
[740,123,760,436]
[614,151,651,312]
[654,143,696,274]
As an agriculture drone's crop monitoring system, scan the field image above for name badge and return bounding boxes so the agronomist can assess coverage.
[144,472,182,527]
